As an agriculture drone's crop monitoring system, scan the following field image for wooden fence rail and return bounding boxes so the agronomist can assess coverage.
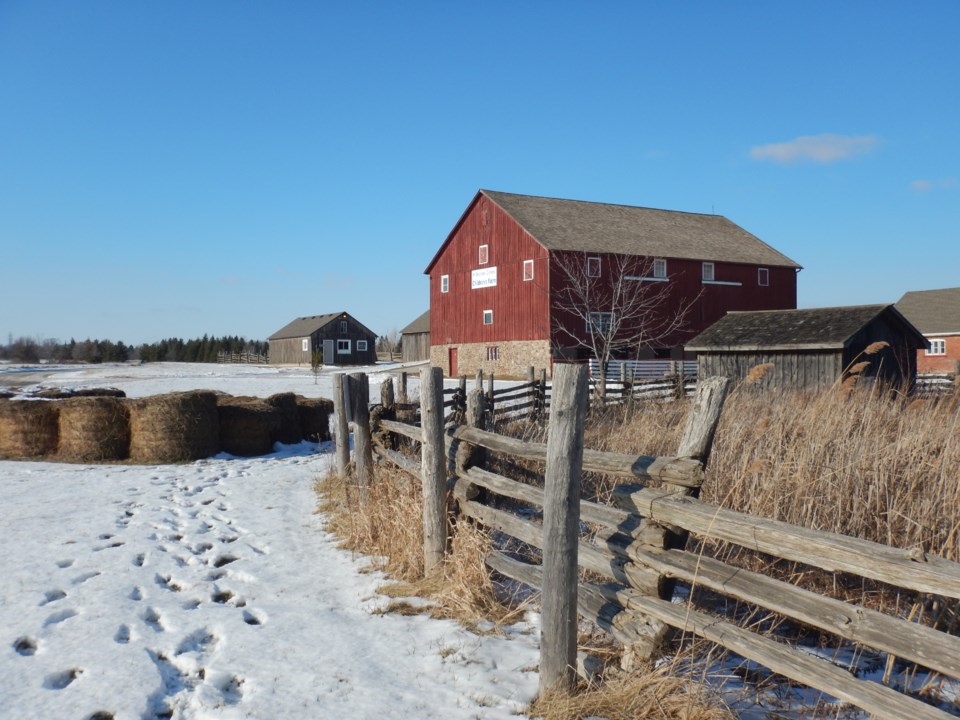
[345,368,960,718]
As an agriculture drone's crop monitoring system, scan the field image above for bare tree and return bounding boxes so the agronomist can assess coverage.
[551,252,697,401]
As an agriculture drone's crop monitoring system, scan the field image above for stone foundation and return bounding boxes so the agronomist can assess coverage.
[430,340,552,379]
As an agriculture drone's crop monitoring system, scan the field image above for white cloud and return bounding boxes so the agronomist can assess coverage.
[749,134,879,164]
[912,179,933,192]
[911,178,957,192]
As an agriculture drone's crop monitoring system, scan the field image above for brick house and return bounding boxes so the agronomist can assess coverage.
[268,312,377,366]
[896,287,960,373]
[424,189,801,377]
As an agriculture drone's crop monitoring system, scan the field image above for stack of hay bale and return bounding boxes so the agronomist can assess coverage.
[0,390,333,463]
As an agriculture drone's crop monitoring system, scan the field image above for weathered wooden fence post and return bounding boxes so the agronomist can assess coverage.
[540,369,548,418]
[527,366,536,420]
[381,374,395,412]
[348,373,374,497]
[486,371,495,422]
[332,373,350,479]
[420,366,447,574]
[475,369,483,391]
[397,372,408,403]
[455,388,487,475]
[540,362,589,695]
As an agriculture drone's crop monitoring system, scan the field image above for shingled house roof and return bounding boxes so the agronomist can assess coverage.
[686,305,922,352]
[896,287,960,335]
[477,190,801,268]
[401,310,430,335]
[268,312,376,341]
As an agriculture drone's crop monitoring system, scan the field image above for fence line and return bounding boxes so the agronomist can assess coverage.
[216,351,268,364]
[344,369,960,718]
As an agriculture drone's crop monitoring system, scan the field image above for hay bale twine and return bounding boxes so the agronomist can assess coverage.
[217,396,281,457]
[128,391,220,463]
[296,396,333,442]
[57,396,130,462]
[266,392,302,444]
[0,399,59,458]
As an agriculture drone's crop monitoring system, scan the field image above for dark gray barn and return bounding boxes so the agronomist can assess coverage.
[268,312,378,366]
[685,304,927,391]
[400,310,430,362]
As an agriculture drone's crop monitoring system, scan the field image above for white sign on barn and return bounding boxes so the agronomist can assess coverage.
[471,266,498,289]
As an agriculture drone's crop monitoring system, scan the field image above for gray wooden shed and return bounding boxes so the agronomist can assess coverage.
[400,310,430,362]
[268,312,378,366]
[685,304,927,391]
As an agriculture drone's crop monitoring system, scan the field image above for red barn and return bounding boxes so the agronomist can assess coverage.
[425,190,801,377]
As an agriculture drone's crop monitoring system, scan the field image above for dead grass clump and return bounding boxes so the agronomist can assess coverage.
[297,396,333,442]
[0,399,59,458]
[529,663,734,720]
[57,396,130,462]
[217,396,281,457]
[128,391,220,463]
[266,392,302,444]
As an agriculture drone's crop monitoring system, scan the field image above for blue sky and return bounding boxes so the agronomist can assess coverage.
[1,1,957,346]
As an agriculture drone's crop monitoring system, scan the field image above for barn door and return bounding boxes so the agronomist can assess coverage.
[448,347,458,377]
[323,339,335,365]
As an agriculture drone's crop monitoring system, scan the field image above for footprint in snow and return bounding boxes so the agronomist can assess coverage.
[175,628,219,656]
[114,625,133,644]
[142,607,165,633]
[39,589,67,606]
[72,571,101,585]
[13,636,38,656]
[130,586,144,601]
[242,609,266,627]
[134,553,146,567]
[44,609,78,626]
[56,559,75,569]
[43,668,83,690]
[155,574,184,592]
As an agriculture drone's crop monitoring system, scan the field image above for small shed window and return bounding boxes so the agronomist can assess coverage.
[653,258,667,278]
[758,268,769,286]
[340,320,348,334]
[479,244,489,265]
[441,274,449,293]
[302,338,309,352]
[483,309,493,325]
[523,259,534,281]
[587,312,613,334]
[586,256,601,277]
[337,339,351,354]
[927,339,946,356]
[702,262,715,282]
[357,340,368,351]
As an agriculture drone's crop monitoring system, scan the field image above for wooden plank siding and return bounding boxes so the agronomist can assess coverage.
[429,194,551,346]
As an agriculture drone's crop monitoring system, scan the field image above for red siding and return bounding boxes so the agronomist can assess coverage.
[917,336,960,373]
[429,195,550,345]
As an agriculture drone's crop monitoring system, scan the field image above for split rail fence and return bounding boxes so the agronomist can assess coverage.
[334,366,960,719]
[443,367,550,425]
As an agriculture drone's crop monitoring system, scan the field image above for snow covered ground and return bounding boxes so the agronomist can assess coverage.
[0,362,540,720]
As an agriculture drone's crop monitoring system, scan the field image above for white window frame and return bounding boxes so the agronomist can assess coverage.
[927,338,947,356]
[758,267,769,287]
[478,244,489,265]
[339,320,348,333]
[702,262,715,282]
[337,339,351,354]
[483,309,493,325]
[440,274,449,293]
[523,259,534,282]
[357,340,368,352]
[586,256,601,277]
[302,338,309,352]
[653,258,667,279]
[587,311,614,334]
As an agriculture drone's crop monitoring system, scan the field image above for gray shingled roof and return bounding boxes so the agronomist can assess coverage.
[896,287,960,334]
[685,305,912,352]
[401,310,430,335]
[269,312,376,341]
[481,190,802,268]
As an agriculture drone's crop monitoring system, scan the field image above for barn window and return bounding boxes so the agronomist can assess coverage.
[758,267,769,286]
[340,320,348,333]
[586,256,601,277]
[357,340,368,351]
[486,346,499,361]
[337,339,351,354]
[441,274,449,293]
[653,258,667,278]
[927,339,946,356]
[587,312,613,334]
[523,259,534,281]
[302,338,309,352]
[479,244,489,265]
[702,262,715,282]
[483,309,493,325]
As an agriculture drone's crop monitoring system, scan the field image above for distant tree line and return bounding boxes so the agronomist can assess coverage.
[1,335,266,364]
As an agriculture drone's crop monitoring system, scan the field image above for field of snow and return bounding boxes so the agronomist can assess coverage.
[0,362,540,720]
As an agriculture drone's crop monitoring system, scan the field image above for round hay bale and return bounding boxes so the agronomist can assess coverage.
[0,399,59,458]
[266,392,302,444]
[296,396,333,442]
[217,396,281,457]
[57,396,130,462]
[128,391,220,463]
